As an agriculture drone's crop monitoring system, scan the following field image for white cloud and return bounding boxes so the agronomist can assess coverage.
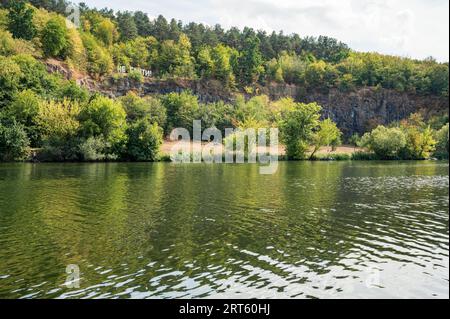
[78,0,449,61]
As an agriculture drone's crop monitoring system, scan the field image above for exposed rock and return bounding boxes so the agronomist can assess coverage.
[44,59,448,137]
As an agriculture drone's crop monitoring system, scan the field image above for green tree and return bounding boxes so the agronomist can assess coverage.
[81,33,114,77]
[6,90,41,145]
[434,123,449,159]
[239,36,264,84]
[41,17,72,58]
[78,96,127,155]
[0,55,21,107]
[278,102,322,160]
[36,98,81,161]
[125,119,162,161]
[117,11,138,42]
[119,92,166,127]
[0,112,30,161]
[7,0,36,40]
[361,126,407,159]
[160,90,199,134]
[310,118,342,159]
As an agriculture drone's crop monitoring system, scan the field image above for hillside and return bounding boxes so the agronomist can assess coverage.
[1,0,449,162]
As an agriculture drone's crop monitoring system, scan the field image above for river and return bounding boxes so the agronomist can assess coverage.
[0,161,448,298]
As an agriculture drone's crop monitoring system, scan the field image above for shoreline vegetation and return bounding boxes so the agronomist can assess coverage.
[1,1,449,164]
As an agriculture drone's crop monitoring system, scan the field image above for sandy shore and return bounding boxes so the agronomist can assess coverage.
[161,140,362,157]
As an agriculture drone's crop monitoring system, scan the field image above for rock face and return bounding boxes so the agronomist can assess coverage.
[45,60,449,137]
[100,78,448,137]
[263,85,448,136]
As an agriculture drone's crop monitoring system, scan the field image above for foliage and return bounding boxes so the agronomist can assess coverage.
[78,96,127,154]
[78,136,109,161]
[119,92,166,127]
[310,118,342,159]
[41,16,71,58]
[0,112,30,161]
[124,119,162,161]
[160,90,199,134]
[81,32,114,77]
[7,0,36,40]
[0,55,21,107]
[6,89,41,145]
[278,102,322,160]
[434,123,449,159]
[360,126,407,159]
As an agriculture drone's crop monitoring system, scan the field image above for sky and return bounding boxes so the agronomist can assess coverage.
[77,0,450,62]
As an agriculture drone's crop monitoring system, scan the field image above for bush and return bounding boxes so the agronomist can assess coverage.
[7,0,36,41]
[125,120,162,161]
[78,96,127,155]
[128,70,143,83]
[39,135,80,161]
[78,136,110,161]
[0,113,30,161]
[120,92,166,127]
[351,151,378,161]
[41,17,72,58]
[160,90,199,134]
[434,123,449,159]
[6,89,41,145]
[360,126,407,159]
[57,80,90,103]
[0,55,21,107]
[81,32,114,77]
[311,153,350,161]
[11,54,59,96]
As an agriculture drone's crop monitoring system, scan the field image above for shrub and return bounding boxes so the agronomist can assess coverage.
[6,89,42,145]
[41,17,72,58]
[311,153,350,161]
[310,118,342,159]
[434,123,449,159]
[39,135,80,162]
[124,119,162,161]
[11,54,59,96]
[57,80,90,103]
[7,0,36,41]
[360,126,407,159]
[0,55,21,107]
[160,90,199,134]
[401,126,436,160]
[119,92,166,127]
[128,69,143,83]
[351,151,378,161]
[78,96,127,155]
[0,113,30,161]
[78,136,110,161]
[81,32,114,77]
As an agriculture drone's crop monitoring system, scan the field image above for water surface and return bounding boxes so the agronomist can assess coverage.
[0,161,448,299]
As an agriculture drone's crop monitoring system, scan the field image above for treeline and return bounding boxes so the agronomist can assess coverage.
[353,113,449,160]
[0,46,349,162]
[0,1,449,162]
[0,0,448,96]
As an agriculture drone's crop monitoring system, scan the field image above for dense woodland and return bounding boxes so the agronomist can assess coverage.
[0,0,448,162]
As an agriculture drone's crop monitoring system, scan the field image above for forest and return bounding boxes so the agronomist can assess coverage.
[0,0,448,162]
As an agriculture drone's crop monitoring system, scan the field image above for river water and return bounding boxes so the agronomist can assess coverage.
[0,161,448,298]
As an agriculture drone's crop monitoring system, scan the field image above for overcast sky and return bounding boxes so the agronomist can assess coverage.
[77,0,449,61]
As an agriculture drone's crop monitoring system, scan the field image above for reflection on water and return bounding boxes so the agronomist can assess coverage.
[0,161,448,299]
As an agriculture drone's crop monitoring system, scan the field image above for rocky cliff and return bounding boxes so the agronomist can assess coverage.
[46,61,449,137]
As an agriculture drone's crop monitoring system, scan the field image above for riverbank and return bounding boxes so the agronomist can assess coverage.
[11,142,445,163]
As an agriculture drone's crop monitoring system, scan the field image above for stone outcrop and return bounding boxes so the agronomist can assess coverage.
[100,77,448,137]
[45,60,449,137]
